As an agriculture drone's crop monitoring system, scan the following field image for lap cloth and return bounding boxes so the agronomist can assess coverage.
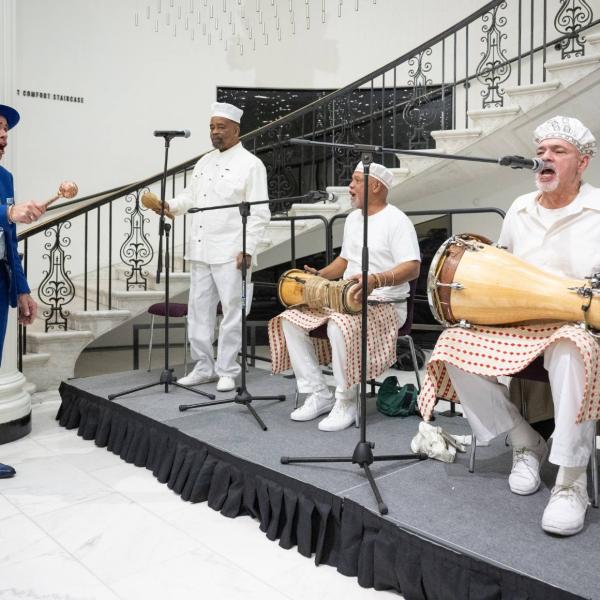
[269,305,399,389]
[418,322,600,424]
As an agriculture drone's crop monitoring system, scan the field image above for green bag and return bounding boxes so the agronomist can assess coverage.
[376,376,419,417]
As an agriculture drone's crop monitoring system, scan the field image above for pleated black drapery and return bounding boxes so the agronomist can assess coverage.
[56,382,581,600]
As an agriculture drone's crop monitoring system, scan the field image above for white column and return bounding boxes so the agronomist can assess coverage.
[0,0,31,440]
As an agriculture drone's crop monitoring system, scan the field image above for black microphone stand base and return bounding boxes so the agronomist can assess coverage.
[108,368,217,401]
[179,387,286,431]
[281,441,427,515]
[178,200,285,430]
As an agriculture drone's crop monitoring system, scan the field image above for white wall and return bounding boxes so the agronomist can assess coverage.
[12,0,487,201]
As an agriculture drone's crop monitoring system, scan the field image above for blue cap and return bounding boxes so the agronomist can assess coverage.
[0,104,20,129]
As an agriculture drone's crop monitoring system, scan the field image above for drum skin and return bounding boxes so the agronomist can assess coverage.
[428,236,600,328]
[278,269,311,308]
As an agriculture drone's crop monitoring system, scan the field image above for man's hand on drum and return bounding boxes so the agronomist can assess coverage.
[349,273,376,303]
[303,265,319,276]
[236,252,252,270]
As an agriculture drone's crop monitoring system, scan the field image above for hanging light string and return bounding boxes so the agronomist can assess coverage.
[136,0,377,53]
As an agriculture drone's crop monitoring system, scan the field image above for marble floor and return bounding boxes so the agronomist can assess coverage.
[0,343,437,600]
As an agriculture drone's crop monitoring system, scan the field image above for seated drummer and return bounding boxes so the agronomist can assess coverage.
[269,162,420,431]
[419,116,600,536]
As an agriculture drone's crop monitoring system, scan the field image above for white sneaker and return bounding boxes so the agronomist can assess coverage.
[508,436,548,495]
[290,393,334,422]
[318,398,357,432]
[216,376,236,392]
[542,484,590,536]
[177,369,218,386]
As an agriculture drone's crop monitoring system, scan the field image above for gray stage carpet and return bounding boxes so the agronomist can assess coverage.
[60,367,599,599]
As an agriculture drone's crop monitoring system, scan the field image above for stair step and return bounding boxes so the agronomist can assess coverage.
[504,81,561,113]
[587,32,600,50]
[545,55,600,87]
[69,309,131,337]
[22,352,51,368]
[389,167,411,183]
[395,148,447,173]
[467,105,521,132]
[289,202,342,219]
[430,128,483,154]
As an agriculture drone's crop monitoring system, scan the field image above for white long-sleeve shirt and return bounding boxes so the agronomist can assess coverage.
[169,142,270,264]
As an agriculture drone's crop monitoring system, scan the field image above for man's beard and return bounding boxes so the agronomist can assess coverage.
[350,195,359,209]
[535,173,560,193]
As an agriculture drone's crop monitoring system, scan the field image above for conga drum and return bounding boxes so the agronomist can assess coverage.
[278,269,362,314]
[427,234,600,328]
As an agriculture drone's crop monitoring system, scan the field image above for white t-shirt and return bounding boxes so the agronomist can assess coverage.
[498,183,600,279]
[340,204,421,316]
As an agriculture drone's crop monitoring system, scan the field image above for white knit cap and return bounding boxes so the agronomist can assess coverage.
[211,102,243,124]
[354,161,394,190]
[533,115,597,157]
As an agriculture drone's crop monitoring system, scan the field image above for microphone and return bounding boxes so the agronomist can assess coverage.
[498,155,546,173]
[153,129,191,138]
[304,190,336,202]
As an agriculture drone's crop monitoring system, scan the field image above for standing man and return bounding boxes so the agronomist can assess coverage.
[0,103,46,478]
[419,116,599,536]
[161,102,270,392]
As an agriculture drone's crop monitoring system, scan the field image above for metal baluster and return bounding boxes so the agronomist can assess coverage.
[96,206,101,310]
[311,108,316,190]
[465,23,469,129]
[84,212,88,311]
[300,113,305,191]
[543,0,547,81]
[530,0,535,84]
[453,32,457,129]
[380,72,385,164]
[108,202,113,310]
[518,0,522,85]
[369,78,374,144]
[392,67,397,151]
[290,220,296,267]
[441,38,446,130]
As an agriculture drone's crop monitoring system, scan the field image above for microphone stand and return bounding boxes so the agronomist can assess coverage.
[108,134,215,402]
[178,196,291,430]
[280,149,426,516]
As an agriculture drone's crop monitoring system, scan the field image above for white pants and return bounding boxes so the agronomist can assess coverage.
[281,319,355,400]
[446,340,596,467]
[187,260,251,379]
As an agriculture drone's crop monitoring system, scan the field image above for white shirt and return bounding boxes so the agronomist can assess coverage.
[340,204,421,304]
[498,183,600,279]
[169,142,270,264]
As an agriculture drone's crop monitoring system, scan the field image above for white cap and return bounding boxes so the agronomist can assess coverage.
[354,161,394,190]
[533,115,597,157]
[211,102,243,124]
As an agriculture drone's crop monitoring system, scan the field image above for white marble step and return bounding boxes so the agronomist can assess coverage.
[467,105,521,133]
[587,32,600,50]
[545,54,600,87]
[68,309,132,337]
[430,128,483,154]
[504,81,561,113]
[24,330,95,391]
[395,149,447,174]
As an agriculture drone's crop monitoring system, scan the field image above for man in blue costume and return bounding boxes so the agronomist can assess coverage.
[0,103,46,478]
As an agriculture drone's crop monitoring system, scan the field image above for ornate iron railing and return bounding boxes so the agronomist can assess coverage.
[16,0,599,354]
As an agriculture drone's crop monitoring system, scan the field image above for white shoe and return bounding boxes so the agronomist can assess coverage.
[177,370,218,386]
[290,393,334,422]
[216,376,236,392]
[542,484,590,536]
[318,398,357,432]
[508,436,548,495]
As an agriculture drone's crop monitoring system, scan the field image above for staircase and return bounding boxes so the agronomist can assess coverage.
[18,1,600,391]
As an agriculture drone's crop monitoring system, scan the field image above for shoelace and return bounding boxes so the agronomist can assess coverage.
[512,448,534,467]
[550,484,589,507]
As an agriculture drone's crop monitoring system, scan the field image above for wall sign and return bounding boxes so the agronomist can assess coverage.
[16,89,84,103]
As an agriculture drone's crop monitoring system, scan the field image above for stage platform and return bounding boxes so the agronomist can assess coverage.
[56,367,598,599]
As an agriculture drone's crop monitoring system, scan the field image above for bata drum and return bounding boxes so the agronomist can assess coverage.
[427,234,600,329]
[277,269,362,315]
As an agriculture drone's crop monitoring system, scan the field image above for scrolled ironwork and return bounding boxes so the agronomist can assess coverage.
[554,0,593,59]
[403,48,437,149]
[38,221,76,331]
[119,189,154,289]
[476,1,511,108]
